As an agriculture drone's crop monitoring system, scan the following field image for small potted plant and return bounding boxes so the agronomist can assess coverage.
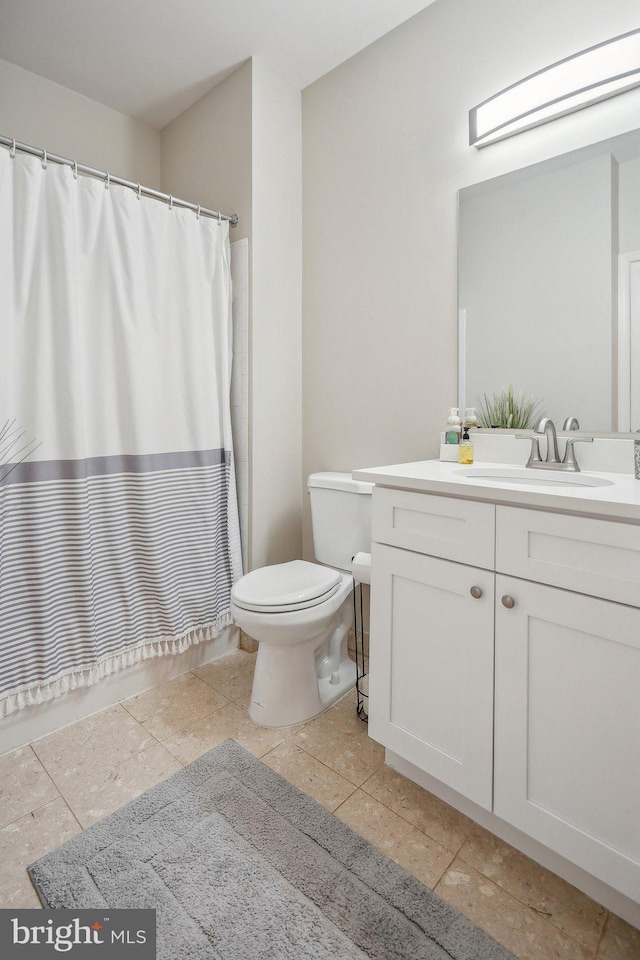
[476,386,543,430]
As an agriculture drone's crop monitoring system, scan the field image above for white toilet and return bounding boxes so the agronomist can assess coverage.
[230,472,373,727]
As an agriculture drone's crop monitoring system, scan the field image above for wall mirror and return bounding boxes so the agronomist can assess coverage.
[457,127,640,434]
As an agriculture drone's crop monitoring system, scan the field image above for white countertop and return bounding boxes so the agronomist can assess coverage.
[353,459,640,523]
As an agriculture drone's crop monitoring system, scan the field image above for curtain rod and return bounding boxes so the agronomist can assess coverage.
[0,134,238,228]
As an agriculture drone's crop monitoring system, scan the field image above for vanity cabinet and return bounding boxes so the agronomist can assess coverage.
[368,486,640,903]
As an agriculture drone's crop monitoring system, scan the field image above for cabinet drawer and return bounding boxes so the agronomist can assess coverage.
[496,506,640,607]
[372,488,495,569]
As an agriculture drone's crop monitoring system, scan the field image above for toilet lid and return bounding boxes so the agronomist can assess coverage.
[231,560,341,612]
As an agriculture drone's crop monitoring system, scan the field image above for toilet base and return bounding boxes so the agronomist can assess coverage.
[248,654,357,728]
[317,655,358,710]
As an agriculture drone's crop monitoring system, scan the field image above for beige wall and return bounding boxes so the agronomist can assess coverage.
[161,63,253,565]
[250,58,302,568]
[0,58,159,186]
[160,61,252,242]
[162,58,302,570]
[301,0,640,558]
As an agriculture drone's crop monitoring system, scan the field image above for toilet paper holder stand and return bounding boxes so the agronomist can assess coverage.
[351,552,371,723]
[351,569,369,723]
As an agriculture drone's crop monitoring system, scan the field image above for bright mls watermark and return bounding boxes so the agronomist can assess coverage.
[0,910,156,958]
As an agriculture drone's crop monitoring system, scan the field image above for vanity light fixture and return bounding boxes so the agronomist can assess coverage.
[470,27,640,147]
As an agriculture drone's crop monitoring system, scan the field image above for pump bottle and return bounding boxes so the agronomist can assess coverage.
[458,427,474,464]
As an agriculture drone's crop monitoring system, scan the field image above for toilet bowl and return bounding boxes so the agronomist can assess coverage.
[231,472,373,728]
[231,560,355,727]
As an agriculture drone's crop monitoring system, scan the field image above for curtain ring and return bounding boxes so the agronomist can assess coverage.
[217,210,222,223]
[9,138,16,159]
[72,160,78,181]
[168,195,173,211]
[41,149,48,170]
[136,183,142,201]
[104,173,111,191]
[196,205,201,220]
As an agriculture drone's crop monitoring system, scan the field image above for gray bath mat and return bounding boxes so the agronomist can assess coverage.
[29,739,514,960]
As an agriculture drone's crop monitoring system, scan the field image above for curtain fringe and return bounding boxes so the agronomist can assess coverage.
[0,612,234,718]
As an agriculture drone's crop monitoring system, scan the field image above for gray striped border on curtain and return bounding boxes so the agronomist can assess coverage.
[0,449,234,713]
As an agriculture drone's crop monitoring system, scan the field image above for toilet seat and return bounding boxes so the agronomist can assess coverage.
[231,560,342,614]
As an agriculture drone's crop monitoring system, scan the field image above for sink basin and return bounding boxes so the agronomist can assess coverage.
[453,466,615,488]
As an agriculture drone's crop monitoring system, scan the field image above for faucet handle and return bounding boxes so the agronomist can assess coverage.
[562,436,593,472]
[515,433,542,466]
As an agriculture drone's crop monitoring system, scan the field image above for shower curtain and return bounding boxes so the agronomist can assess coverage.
[0,147,242,716]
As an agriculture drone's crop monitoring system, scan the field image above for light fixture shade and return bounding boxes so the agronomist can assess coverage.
[470,27,640,148]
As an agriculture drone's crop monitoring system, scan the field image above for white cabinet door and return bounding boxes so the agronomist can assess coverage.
[494,574,640,902]
[369,543,495,809]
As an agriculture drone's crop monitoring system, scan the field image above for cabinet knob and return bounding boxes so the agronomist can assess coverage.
[470,586,483,599]
[501,595,516,609]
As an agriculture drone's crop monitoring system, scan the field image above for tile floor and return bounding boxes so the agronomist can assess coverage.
[1,648,638,960]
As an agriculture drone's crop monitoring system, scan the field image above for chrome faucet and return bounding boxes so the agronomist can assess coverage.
[516,417,593,472]
[538,417,560,463]
[563,416,580,431]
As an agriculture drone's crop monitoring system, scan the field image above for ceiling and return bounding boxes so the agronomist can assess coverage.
[0,0,437,129]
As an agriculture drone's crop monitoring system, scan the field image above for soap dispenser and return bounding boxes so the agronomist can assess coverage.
[445,407,461,444]
[458,427,474,464]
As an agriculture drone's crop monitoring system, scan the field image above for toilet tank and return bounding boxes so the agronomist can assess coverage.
[308,472,373,571]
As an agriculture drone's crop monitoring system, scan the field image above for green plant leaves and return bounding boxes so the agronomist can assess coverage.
[476,387,543,430]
